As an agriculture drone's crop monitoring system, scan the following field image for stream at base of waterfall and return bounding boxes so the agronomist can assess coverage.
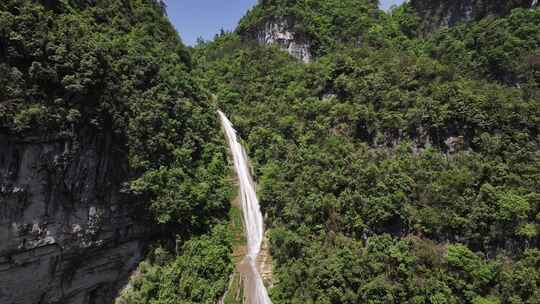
[219,111,272,304]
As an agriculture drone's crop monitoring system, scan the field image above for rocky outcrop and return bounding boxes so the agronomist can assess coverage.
[0,129,152,304]
[411,0,538,32]
[254,18,312,63]
[445,136,465,154]
[240,15,312,63]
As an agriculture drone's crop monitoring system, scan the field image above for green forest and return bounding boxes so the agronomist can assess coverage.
[1,0,539,303]
[197,0,540,302]
[1,0,233,303]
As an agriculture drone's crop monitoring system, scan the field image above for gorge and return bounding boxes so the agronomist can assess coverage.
[1,0,539,303]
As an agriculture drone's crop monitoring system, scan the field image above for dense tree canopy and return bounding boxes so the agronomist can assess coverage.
[2,0,538,303]
[117,224,233,304]
[0,0,232,230]
[0,0,233,302]
[238,0,381,56]
[195,1,540,302]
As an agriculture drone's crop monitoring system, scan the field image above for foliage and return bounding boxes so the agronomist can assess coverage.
[237,0,381,56]
[116,224,234,304]
[424,8,540,84]
[0,0,231,230]
[0,0,234,301]
[4,0,539,302]
[194,2,540,302]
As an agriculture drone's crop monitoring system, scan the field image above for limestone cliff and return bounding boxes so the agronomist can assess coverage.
[238,0,379,62]
[411,0,539,32]
[0,0,231,303]
[248,17,312,63]
[243,1,313,62]
[0,129,152,304]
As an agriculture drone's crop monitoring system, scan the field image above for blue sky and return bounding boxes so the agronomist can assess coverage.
[165,0,405,45]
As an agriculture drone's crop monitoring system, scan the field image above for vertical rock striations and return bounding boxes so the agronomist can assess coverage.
[256,18,312,63]
[242,17,313,63]
[0,130,151,304]
[248,1,312,62]
[1,1,226,303]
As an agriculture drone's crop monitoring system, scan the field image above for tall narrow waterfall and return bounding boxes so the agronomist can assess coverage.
[219,111,272,304]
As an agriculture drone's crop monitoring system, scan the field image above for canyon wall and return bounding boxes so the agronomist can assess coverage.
[0,129,151,304]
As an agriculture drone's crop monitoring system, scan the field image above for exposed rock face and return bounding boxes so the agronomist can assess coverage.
[0,130,151,304]
[251,18,312,63]
[411,0,538,32]
[445,136,465,153]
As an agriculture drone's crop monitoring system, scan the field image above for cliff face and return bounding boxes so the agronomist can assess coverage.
[0,0,233,302]
[411,0,538,32]
[252,18,312,63]
[0,129,151,304]
[238,0,381,62]
[247,1,312,62]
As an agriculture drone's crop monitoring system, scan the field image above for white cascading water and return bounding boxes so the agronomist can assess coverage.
[219,111,272,304]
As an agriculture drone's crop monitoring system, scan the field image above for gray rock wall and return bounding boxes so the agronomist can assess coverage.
[0,130,151,304]
[255,19,312,63]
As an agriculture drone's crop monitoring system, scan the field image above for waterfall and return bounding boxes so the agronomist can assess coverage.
[219,111,272,304]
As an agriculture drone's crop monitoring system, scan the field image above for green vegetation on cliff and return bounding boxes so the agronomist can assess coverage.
[0,0,233,302]
[117,224,233,304]
[238,0,380,56]
[0,0,231,230]
[2,0,539,303]
[195,1,540,302]
[425,7,540,84]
